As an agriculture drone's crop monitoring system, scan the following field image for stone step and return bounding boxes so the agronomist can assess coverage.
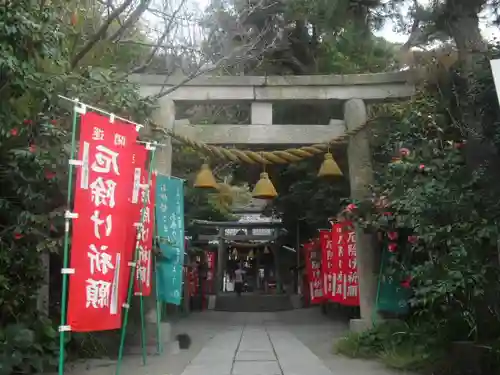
[214,294,293,312]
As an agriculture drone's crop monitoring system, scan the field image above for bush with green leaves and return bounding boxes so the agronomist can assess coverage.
[335,320,444,371]
[337,48,500,373]
[365,87,500,344]
[0,2,156,373]
[0,318,65,375]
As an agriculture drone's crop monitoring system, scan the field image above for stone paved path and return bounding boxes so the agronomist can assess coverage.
[181,324,333,375]
[60,309,410,375]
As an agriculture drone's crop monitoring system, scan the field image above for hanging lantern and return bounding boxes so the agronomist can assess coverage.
[248,249,254,258]
[194,163,217,189]
[317,152,342,177]
[252,172,278,199]
[263,246,270,254]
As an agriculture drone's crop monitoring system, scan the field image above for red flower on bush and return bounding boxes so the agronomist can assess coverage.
[388,242,398,253]
[418,164,425,171]
[10,128,18,136]
[13,232,24,240]
[29,144,36,153]
[45,170,56,179]
[408,235,418,244]
[400,276,412,289]
[50,119,57,125]
[383,211,393,217]
[399,148,411,157]
[23,119,32,125]
[388,231,398,241]
[346,203,357,212]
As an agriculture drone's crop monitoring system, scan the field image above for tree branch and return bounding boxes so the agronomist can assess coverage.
[149,23,278,101]
[401,0,425,51]
[128,0,188,75]
[107,0,152,42]
[71,0,135,69]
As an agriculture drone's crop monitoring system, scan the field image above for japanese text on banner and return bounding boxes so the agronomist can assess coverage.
[330,221,359,306]
[155,175,185,305]
[67,112,137,332]
[304,240,324,304]
[205,250,216,294]
[133,169,156,297]
[120,143,147,304]
[320,229,334,300]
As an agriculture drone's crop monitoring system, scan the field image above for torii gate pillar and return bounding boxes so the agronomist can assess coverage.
[138,98,177,344]
[345,98,379,332]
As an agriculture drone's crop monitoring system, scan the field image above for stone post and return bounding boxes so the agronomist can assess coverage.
[272,242,281,293]
[216,227,225,294]
[141,98,175,343]
[345,98,379,332]
[153,98,175,175]
[251,102,273,125]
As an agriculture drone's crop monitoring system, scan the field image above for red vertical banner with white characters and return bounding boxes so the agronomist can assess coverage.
[119,143,147,305]
[331,221,359,306]
[133,170,156,297]
[205,250,216,294]
[67,112,138,332]
[304,240,324,304]
[320,229,334,300]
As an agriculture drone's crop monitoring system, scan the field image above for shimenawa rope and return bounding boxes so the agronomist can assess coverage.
[150,118,372,165]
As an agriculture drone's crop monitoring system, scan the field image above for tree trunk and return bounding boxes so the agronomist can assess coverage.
[446,4,493,170]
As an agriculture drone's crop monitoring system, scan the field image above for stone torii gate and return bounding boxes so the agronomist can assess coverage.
[132,71,415,331]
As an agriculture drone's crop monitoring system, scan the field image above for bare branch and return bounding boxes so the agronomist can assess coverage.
[107,0,152,42]
[149,23,278,101]
[118,39,203,54]
[71,0,135,69]
[127,0,188,75]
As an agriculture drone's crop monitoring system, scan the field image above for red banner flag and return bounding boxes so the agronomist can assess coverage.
[304,240,324,304]
[120,144,147,305]
[320,229,334,299]
[331,221,359,306]
[133,170,156,297]
[67,112,138,332]
[205,250,216,294]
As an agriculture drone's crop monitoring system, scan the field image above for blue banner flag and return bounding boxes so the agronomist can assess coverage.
[155,174,185,305]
